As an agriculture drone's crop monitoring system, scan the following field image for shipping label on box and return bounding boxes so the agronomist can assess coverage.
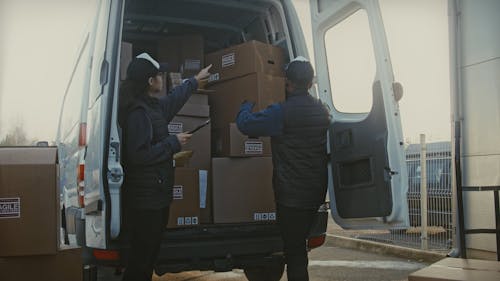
[0,197,20,219]
[221,52,236,68]
[168,122,183,134]
[244,140,264,155]
[173,185,183,200]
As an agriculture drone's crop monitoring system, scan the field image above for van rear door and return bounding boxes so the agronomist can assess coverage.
[310,0,409,229]
[84,0,124,249]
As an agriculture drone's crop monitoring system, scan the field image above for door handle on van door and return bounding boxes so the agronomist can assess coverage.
[100,59,109,85]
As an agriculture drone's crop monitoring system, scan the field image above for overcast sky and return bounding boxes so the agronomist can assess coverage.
[0,0,450,143]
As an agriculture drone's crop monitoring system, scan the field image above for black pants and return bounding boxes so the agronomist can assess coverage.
[277,204,317,281]
[122,207,169,281]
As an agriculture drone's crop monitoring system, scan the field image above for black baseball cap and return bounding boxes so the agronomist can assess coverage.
[284,56,314,89]
[126,53,168,82]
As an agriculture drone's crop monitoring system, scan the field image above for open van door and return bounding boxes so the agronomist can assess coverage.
[310,0,409,229]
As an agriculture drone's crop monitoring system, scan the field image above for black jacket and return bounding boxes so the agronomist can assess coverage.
[237,90,330,209]
[122,78,198,209]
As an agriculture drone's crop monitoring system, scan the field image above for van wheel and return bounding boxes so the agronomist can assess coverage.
[244,261,285,281]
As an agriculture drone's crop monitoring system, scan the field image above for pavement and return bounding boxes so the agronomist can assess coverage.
[325,218,446,264]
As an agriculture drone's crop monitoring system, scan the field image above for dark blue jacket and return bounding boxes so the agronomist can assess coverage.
[122,78,198,209]
[237,90,330,209]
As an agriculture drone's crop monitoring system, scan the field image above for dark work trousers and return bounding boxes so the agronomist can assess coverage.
[122,207,169,281]
[277,204,317,281]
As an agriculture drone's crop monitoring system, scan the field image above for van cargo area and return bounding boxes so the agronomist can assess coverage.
[93,0,328,276]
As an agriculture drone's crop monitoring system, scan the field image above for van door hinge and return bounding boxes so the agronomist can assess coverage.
[108,168,123,183]
[384,167,398,180]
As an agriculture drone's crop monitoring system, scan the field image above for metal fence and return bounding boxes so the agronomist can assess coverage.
[331,140,454,253]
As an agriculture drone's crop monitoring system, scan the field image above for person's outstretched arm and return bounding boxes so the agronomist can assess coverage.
[159,65,212,121]
[236,101,284,137]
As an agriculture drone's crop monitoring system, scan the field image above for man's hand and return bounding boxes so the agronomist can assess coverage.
[195,64,212,82]
[176,132,193,146]
[240,100,255,111]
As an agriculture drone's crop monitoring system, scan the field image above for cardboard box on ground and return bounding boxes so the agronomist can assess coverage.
[0,147,82,281]
[408,257,500,281]
[0,247,83,281]
[0,147,58,257]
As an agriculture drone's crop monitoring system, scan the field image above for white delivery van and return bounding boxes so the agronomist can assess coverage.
[56,0,409,279]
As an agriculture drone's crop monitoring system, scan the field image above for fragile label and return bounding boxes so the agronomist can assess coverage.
[221,52,235,68]
[173,185,183,200]
[253,212,276,221]
[176,216,199,226]
[245,140,264,154]
[0,198,20,219]
[208,73,220,82]
[168,122,183,134]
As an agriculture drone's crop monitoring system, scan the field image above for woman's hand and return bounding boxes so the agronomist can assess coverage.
[176,132,193,146]
[195,64,212,82]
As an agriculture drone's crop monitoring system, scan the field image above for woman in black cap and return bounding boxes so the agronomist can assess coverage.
[119,53,211,281]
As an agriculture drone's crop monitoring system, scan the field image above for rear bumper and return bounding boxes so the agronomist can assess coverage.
[84,205,329,273]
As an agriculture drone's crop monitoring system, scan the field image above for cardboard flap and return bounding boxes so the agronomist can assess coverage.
[0,147,57,165]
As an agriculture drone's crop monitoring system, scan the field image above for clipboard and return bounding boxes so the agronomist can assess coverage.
[187,119,210,134]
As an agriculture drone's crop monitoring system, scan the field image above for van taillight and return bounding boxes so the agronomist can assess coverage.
[307,234,326,249]
[78,164,85,208]
[93,249,120,261]
[79,122,87,146]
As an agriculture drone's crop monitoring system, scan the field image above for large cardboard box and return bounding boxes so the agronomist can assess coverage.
[168,168,200,228]
[213,123,271,157]
[212,157,276,224]
[0,147,58,257]
[120,42,133,80]
[158,34,204,78]
[205,40,285,82]
[0,247,83,281]
[207,72,285,129]
[408,258,500,281]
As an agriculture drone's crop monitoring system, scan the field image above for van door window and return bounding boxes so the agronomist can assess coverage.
[324,9,375,113]
[88,0,111,107]
[60,41,90,140]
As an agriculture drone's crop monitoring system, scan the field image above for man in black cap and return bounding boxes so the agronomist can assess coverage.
[119,53,211,281]
[236,56,330,281]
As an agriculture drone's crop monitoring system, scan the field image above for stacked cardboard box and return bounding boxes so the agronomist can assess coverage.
[169,93,212,223]
[204,40,286,224]
[120,42,133,80]
[0,247,83,281]
[167,168,201,229]
[205,40,286,158]
[158,34,204,79]
[0,147,59,257]
[0,147,83,281]
[212,157,276,224]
